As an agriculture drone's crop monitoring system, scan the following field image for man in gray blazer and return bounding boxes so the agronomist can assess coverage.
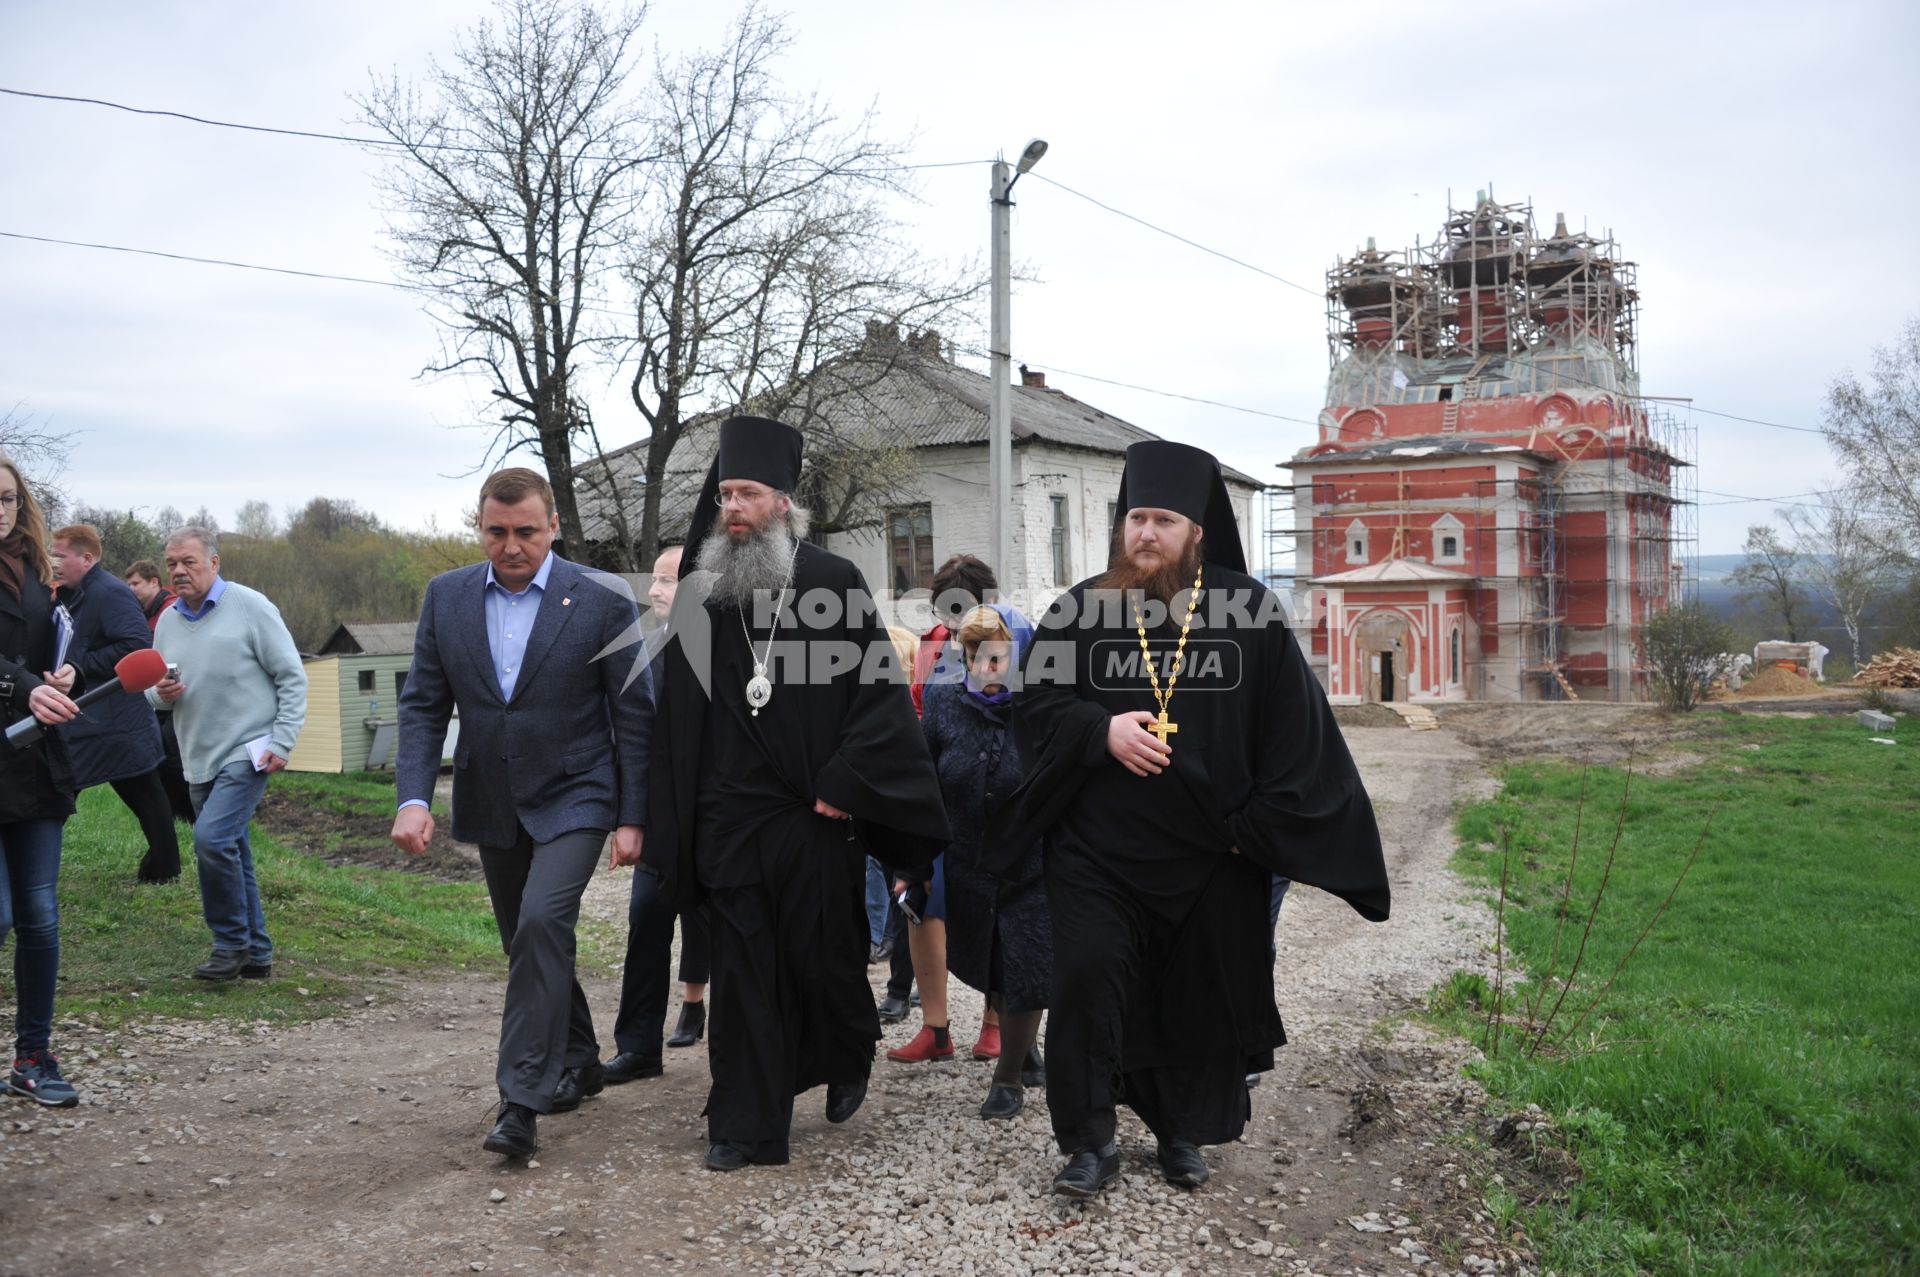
[391,468,651,1160]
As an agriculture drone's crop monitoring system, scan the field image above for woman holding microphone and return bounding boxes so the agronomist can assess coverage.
[0,453,83,1107]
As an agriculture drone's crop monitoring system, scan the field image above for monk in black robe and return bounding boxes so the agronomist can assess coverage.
[649,415,949,1171]
[992,439,1389,1198]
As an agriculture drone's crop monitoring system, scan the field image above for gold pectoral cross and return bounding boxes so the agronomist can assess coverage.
[1148,713,1178,748]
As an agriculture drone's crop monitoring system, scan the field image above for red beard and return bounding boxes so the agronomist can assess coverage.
[1096,533,1203,606]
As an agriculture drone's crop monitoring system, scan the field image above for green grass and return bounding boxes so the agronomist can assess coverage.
[1442,715,1920,1275]
[43,775,503,1027]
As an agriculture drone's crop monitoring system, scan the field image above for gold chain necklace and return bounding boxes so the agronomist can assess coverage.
[1132,563,1203,752]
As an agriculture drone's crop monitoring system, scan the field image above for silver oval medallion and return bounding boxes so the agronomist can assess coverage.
[745,673,773,710]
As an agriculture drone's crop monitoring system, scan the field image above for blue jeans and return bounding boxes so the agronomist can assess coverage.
[863,856,889,946]
[0,819,65,1057]
[189,761,273,962]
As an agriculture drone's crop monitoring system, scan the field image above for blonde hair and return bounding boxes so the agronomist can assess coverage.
[0,452,54,583]
[885,625,919,676]
[956,605,1012,657]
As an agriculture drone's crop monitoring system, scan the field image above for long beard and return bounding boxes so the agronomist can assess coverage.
[1097,533,1203,606]
[693,512,797,608]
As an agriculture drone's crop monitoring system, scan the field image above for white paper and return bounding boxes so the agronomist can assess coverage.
[244,734,275,771]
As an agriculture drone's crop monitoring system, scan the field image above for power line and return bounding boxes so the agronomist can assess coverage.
[0,229,413,290]
[1696,488,1833,509]
[1031,363,1321,428]
[941,338,1320,429]
[1021,174,1830,439]
[0,93,1842,447]
[0,85,992,172]
[1673,404,1825,435]
[1028,172,1323,298]
[0,229,644,324]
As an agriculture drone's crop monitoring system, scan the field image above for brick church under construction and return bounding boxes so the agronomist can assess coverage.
[1283,192,1696,703]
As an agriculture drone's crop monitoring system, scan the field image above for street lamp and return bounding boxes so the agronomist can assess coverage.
[989,137,1047,591]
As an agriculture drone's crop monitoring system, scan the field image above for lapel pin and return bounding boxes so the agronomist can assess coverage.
[562,597,572,606]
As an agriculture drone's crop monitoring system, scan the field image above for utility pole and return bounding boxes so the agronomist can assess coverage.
[988,139,1047,591]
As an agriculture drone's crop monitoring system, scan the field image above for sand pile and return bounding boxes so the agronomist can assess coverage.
[1738,664,1824,697]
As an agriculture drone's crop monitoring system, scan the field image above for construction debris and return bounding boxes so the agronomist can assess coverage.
[1383,702,1442,731]
[1852,648,1920,689]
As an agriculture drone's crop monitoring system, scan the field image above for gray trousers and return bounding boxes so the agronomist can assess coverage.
[479,825,605,1112]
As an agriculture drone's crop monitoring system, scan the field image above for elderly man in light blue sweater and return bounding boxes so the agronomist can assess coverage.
[148,526,306,982]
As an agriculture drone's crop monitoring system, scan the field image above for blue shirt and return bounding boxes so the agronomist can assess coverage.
[399,554,556,816]
[485,553,554,702]
[173,575,228,622]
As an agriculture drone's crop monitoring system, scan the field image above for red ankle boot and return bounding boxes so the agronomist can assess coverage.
[886,1025,954,1063]
[971,1024,1002,1060]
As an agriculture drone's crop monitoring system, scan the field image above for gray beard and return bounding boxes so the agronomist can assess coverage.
[693,513,798,609]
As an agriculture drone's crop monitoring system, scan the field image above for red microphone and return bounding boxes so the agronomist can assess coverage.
[5,648,171,750]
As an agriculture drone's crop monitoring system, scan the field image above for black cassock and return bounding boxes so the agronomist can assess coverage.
[993,566,1389,1154]
[651,540,948,1162]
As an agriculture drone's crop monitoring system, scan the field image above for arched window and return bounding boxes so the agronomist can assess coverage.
[1345,519,1370,565]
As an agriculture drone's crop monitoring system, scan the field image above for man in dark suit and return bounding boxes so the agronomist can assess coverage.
[50,526,175,883]
[390,468,651,1161]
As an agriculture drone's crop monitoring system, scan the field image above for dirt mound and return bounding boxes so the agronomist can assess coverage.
[1738,665,1823,698]
[254,788,483,881]
[1335,702,1407,729]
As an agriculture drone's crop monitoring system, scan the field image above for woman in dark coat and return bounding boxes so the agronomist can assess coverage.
[0,453,84,1108]
[922,603,1052,1119]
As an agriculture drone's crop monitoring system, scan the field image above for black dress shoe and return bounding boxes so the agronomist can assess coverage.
[240,961,272,980]
[705,1141,750,1172]
[824,1078,867,1124]
[484,1103,538,1158]
[1021,1046,1046,1088]
[192,951,246,982]
[666,1001,706,1048]
[550,1061,605,1112]
[1156,1138,1210,1188]
[1052,1143,1120,1199]
[603,1051,664,1085]
[978,1084,1024,1120]
[876,993,911,1024]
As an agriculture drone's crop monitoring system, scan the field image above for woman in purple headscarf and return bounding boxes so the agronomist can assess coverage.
[917,603,1050,1119]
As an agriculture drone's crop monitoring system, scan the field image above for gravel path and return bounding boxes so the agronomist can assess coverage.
[3,726,1514,1277]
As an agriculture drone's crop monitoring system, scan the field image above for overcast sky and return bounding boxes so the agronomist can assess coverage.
[4,0,1916,556]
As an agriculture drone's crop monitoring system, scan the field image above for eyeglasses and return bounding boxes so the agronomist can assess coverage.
[714,488,773,508]
[0,494,19,510]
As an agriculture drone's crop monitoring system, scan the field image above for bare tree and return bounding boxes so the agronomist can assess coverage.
[1780,486,1896,669]
[1729,524,1808,641]
[0,402,73,521]
[1824,316,1920,562]
[604,6,983,568]
[359,0,653,550]
[234,500,280,540]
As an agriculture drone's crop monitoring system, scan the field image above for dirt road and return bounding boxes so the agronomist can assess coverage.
[3,726,1513,1277]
